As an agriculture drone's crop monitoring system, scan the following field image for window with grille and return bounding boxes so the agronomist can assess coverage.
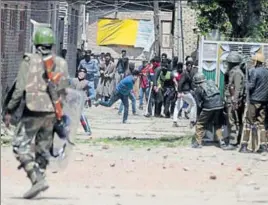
[161,21,172,48]
[50,4,54,25]
[19,7,27,30]
[74,10,79,45]
[10,6,18,30]
[1,5,7,58]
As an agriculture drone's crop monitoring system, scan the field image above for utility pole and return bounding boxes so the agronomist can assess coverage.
[177,0,184,62]
[115,0,119,18]
[153,1,160,57]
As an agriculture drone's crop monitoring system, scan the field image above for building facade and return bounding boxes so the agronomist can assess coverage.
[1,0,81,96]
[86,2,198,63]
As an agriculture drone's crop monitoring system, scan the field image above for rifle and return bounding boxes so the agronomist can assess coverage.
[241,56,251,121]
[43,55,64,121]
[43,55,74,145]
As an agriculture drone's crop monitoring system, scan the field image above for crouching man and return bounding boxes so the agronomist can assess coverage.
[94,70,140,123]
[191,73,226,149]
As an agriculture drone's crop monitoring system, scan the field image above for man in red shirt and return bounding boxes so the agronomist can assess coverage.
[138,60,153,110]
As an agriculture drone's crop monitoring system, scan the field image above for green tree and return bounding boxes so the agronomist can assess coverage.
[190,0,268,40]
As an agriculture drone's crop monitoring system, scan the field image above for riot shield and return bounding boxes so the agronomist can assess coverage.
[49,88,85,171]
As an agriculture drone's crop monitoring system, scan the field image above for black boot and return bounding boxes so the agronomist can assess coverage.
[256,144,267,154]
[239,143,251,153]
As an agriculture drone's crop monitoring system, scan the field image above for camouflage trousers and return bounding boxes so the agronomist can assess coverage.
[12,112,55,184]
[195,109,224,144]
[226,104,244,145]
[240,103,267,152]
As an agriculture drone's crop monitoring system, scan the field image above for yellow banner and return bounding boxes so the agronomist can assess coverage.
[97,19,139,46]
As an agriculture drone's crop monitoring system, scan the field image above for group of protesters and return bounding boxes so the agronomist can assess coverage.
[76,48,268,153]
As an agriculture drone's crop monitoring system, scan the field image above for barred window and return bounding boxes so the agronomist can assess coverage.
[50,4,54,25]
[1,4,7,57]
[20,6,27,30]
[2,4,8,29]
[10,5,18,30]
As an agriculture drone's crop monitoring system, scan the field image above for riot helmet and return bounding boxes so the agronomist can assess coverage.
[252,53,265,67]
[33,27,55,54]
[193,72,206,84]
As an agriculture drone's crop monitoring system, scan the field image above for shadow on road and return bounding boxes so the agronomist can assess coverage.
[10,196,78,200]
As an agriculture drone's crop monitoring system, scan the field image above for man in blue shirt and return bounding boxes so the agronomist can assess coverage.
[77,50,99,102]
[94,70,140,123]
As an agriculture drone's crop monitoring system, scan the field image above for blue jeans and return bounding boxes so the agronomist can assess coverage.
[88,81,96,100]
[100,91,129,122]
[139,87,149,106]
[118,91,136,114]
[183,101,189,109]
[94,77,99,89]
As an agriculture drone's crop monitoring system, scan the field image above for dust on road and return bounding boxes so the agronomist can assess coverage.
[1,143,268,205]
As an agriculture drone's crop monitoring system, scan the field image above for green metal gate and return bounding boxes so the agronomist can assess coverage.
[198,37,268,96]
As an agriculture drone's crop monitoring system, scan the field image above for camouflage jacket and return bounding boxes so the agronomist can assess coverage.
[7,53,69,113]
[224,65,245,104]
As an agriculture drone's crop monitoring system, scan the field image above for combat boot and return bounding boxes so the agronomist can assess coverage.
[256,144,267,154]
[239,143,251,153]
[23,167,49,199]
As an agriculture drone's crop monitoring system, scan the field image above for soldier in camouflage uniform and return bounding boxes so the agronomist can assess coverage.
[239,53,268,153]
[3,27,69,199]
[223,51,245,150]
[191,73,226,148]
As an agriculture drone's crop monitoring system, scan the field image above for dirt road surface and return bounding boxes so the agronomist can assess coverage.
[1,106,268,205]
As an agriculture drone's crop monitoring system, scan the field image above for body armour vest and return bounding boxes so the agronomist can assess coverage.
[200,80,220,97]
[25,53,68,112]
